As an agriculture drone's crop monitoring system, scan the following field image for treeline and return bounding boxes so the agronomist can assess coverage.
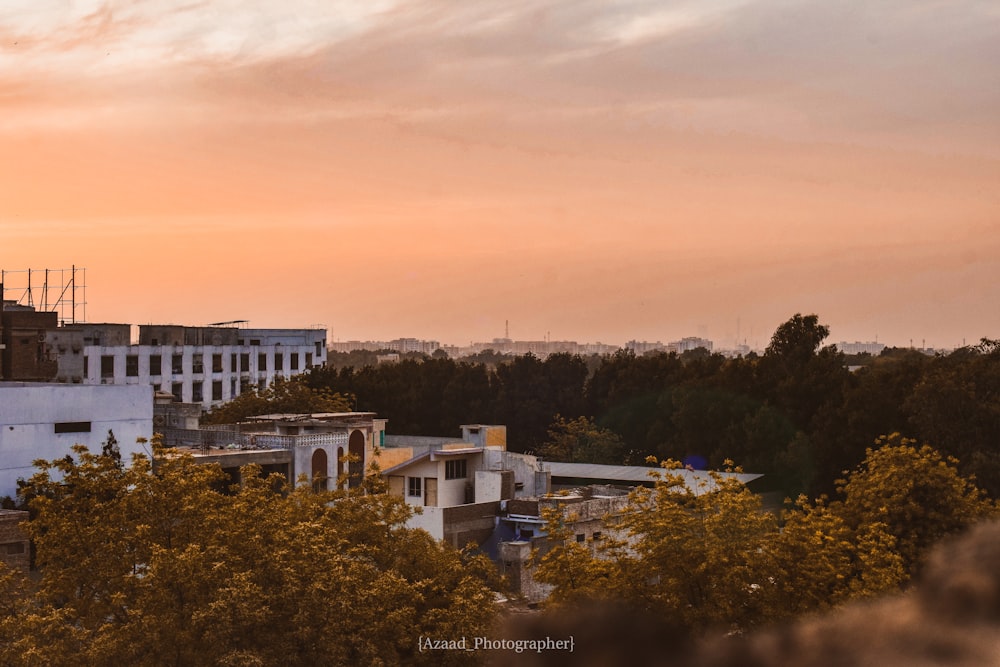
[305,315,1000,498]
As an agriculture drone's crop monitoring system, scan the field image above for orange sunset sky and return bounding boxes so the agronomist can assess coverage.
[2,1,998,349]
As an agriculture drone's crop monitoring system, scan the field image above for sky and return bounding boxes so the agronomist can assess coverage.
[1,0,998,350]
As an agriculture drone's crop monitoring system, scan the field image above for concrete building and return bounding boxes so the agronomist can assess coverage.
[669,336,714,353]
[79,324,327,410]
[381,425,550,547]
[0,382,153,499]
[162,412,385,492]
[498,489,632,602]
[0,301,59,381]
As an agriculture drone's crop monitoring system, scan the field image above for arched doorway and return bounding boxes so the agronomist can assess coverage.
[348,430,365,489]
[311,448,328,492]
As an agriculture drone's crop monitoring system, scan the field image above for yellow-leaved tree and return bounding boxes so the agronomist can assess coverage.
[533,437,997,636]
[0,438,499,666]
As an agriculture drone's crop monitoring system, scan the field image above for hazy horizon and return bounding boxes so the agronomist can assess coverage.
[3,1,997,351]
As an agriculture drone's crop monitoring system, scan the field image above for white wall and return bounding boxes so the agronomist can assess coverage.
[81,336,324,410]
[406,506,444,540]
[475,470,504,503]
[0,383,153,499]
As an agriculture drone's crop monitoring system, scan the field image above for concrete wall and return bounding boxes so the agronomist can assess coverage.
[0,309,59,380]
[398,459,439,506]
[80,339,322,410]
[482,449,547,497]
[49,328,85,383]
[476,470,504,503]
[498,540,554,603]
[0,383,153,499]
[408,506,444,540]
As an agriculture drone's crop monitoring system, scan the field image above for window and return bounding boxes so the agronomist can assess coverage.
[305,352,313,368]
[315,341,322,357]
[126,355,139,377]
[192,381,203,403]
[83,357,89,376]
[212,381,222,401]
[172,354,183,374]
[250,339,260,346]
[172,383,182,401]
[149,354,162,376]
[445,459,467,480]
[1,542,25,555]
[230,353,237,372]
[55,421,91,434]
[408,477,422,497]
[576,534,585,543]
[258,353,267,371]
[240,353,250,372]
[274,353,283,371]
[100,356,114,378]
[192,354,204,374]
[290,353,299,371]
[593,532,603,541]
[212,354,223,373]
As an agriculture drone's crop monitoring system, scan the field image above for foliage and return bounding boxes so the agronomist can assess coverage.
[305,314,1000,500]
[533,439,996,636]
[0,439,499,666]
[536,416,629,464]
[202,376,353,425]
[830,433,997,575]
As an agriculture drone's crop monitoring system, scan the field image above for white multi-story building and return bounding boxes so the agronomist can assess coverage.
[78,324,326,410]
[0,382,152,499]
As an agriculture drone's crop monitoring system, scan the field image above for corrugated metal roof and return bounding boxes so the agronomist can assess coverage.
[542,462,762,492]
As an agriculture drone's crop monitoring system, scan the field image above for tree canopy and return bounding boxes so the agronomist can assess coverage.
[533,438,996,636]
[302,315,1000,500]
[201,376,353,425]
[0,440,500,666]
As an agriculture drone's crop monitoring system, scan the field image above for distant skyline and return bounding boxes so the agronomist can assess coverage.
[2,1,998,351]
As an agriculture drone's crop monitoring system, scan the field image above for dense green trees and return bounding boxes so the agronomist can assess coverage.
[300,315,1000,499]
[0,441,499,666]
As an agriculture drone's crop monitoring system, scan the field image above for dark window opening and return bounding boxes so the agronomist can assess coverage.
[126,355,139,377]
[408,477,422,497]
[55,421,91,434]
[1,542,25,555]
[149,354,162,376]
[445,459,467,480]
